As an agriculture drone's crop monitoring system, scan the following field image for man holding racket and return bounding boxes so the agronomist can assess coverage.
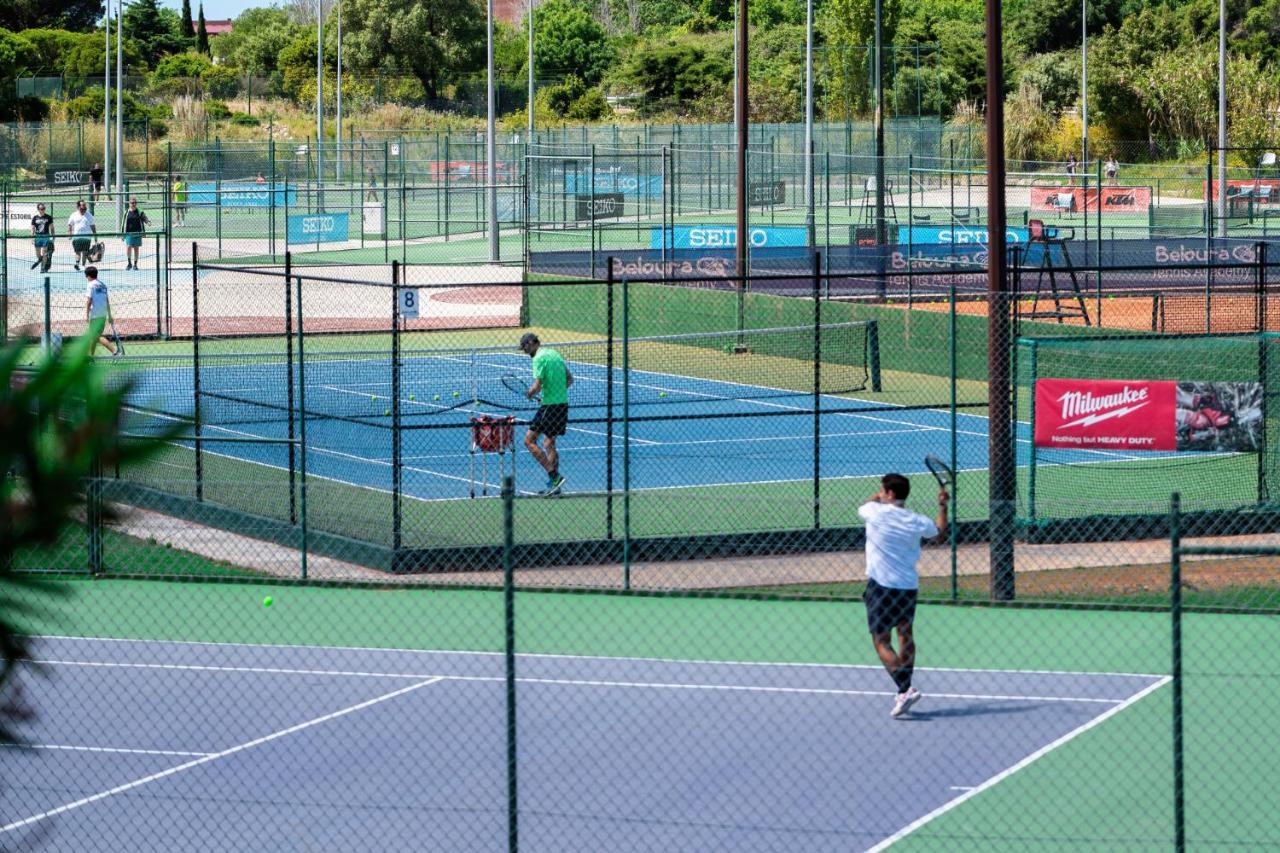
[83,266,120,357]
[519,332,572,495]
[858,472,948,718]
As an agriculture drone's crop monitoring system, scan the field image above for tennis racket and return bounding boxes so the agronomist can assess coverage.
[923,454,954,489]
[501,373,538,404]
[110,321,125,356]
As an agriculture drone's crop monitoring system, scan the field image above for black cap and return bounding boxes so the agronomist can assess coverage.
[519,332,539,352]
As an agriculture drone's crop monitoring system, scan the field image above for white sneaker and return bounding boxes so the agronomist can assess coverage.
[891,686,922,718]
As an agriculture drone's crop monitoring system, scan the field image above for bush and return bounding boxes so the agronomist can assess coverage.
[230,111,260,126]
[204,99,231,120]
[566,87,611,121]
[202,65,240,99]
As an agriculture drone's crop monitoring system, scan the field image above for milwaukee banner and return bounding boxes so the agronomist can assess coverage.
[1035,379,1264,452]
[1035,379,1177,451]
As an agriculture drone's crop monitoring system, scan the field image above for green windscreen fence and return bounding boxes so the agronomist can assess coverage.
[1017,333,1280,528]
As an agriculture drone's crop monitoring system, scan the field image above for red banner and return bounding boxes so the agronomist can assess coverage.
[1034,379,1177,450]
[1029,186,1152,214]
[1203,179,1277,204]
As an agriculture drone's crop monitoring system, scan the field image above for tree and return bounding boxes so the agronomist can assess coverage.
[0,0,104,33]
[534,0,615,85]
[340,0,485,101]
[181,0,194,39]
[122,0,187,66]
[211,7,300,76]
[821,0,900,117]
[196,3,209,55]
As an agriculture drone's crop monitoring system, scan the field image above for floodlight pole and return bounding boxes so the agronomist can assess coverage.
[986,0,1014,600]
[1217,0,1227,234]
[527,0,534,138]
[487,0,499,261]
[873,0,886,245]
[316,0,324,194]
[103,10,111,197]
[1081,0,1088,169]
[336,0,342,182]
[804,0,814,244]
[115,0,123,225]
[735,0,748,279]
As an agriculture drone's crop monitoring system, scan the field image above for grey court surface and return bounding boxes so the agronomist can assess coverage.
[2,637,1167,852]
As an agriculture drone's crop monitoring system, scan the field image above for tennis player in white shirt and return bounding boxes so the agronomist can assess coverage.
[858,473,949,718]
[83,266,119,356]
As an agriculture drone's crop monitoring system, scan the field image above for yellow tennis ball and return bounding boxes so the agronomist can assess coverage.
[263,596,273,608]
[409,393,415,400]
[433,394,440,401]
[453,390,460,397]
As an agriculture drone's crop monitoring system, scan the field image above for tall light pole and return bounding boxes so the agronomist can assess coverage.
[804,0,814,244]
[734,0,748,278]
[103,9,111,199]
[316,0,324,193]
[1217,0,1227,234]
[487,0,498,261]
[336,0,342,182]
[873,0,886,245]
[1081,0,1088,168]
[527,0,534,138]
[115,0,124,225]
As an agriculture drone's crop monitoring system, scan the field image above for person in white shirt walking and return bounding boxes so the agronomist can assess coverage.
[83,266,119,356]
[66,199,97,271]
[857,473,949,718]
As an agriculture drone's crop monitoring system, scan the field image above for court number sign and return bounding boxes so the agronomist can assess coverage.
[398,287,420,319]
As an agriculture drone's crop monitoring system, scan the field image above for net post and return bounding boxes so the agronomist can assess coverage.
[1170,491,1185,853]
[867,319,882,392]
[812,250,822,530]
[285,251,297,526]
[392,259,403,553]
[295,262,308,580]
[153,232,162,339]
[501,473,519,853]
[606,260,615,541]
[192,242,203,503]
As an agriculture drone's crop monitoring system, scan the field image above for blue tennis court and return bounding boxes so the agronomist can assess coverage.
[3,636,1167,851]
[126,344,1186,500]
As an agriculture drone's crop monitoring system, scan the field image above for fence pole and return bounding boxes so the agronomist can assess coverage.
[192,243,203,503]
[392,260,403,553]
[606,262,614,541]
[502,473,519,853]
[294,257,308,580]
[622,274,631,592]
[285,252,297,525]
[812,251,822,530]
[1170,492,1185,852]
[950,280,958,600]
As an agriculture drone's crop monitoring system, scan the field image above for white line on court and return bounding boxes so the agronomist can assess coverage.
[864,675,1173,852]
[0,676,445,836]
[25,658,1126,704]
[1,743,212,758]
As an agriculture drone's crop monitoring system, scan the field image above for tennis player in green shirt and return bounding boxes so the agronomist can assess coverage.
[519,332,573,495]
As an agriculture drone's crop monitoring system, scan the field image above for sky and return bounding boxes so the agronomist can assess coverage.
[158,0,267,22]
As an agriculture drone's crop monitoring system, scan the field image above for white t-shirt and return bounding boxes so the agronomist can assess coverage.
[86,280,110,318]
[68,209,95,236]
[857,501,938,590]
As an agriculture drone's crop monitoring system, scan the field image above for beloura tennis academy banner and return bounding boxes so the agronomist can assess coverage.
[1035,379,1264,452]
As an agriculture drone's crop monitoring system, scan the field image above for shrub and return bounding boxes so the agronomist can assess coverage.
[204,99,231,120]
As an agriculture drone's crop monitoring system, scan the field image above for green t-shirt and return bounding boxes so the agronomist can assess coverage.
[532,347,569,405]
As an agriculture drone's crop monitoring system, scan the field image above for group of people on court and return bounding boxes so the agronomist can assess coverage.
[511,333,946,717]
[28,197,151,273]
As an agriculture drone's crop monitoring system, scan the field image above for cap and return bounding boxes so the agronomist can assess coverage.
[519,332,539,351]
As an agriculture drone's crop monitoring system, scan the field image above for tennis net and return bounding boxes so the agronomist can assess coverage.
[159,321,880,429]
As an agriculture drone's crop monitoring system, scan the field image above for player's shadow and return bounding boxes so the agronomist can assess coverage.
[899,702,1045,721]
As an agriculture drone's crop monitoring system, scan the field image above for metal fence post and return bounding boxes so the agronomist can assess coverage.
[1170,492,1185,853]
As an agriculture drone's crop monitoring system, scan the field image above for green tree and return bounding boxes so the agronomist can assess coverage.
[339,0,485,100]
[196,3,209,55]
[212,7,301,76]
[821,0,900,117]
[622,38,730,110]
[181,0,194,38]
[0,0,104,33]
[534,0,614,84]
[122,0,187,66]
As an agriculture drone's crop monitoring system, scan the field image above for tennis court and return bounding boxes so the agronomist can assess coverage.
[3,633,1165,851]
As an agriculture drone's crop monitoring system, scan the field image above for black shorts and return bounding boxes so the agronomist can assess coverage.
[72,237,91,253]
[529,404,568,437]
[863,578,918,634]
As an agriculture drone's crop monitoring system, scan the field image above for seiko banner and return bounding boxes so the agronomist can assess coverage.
[1035,378,1263,453]
[747,180,786,206]
[286,212,350,244]
[46,169,87,186]
[575,193,625,221]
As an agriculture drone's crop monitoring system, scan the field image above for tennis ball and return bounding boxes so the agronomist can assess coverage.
[659,391,667,397]
[263,596,273,608]
[433,394,440,401]
[384,408,391,416]
[409,393,415,400]
[453,390,460,397]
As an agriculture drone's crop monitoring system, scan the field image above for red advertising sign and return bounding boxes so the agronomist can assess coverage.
[1034,379,1177,451]
[1029,186,1152,214]
[1203,179,1277,204]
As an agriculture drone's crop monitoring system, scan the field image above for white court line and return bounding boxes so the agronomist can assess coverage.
[865,675,1172,852]
[0,676,445,836]
[2,744,211,758]
[25,658,1124,705]
[30,635,1170,681]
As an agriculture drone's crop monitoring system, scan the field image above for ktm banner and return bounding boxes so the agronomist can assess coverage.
[1035,379,1264,453]
[1029,186,1152,214]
